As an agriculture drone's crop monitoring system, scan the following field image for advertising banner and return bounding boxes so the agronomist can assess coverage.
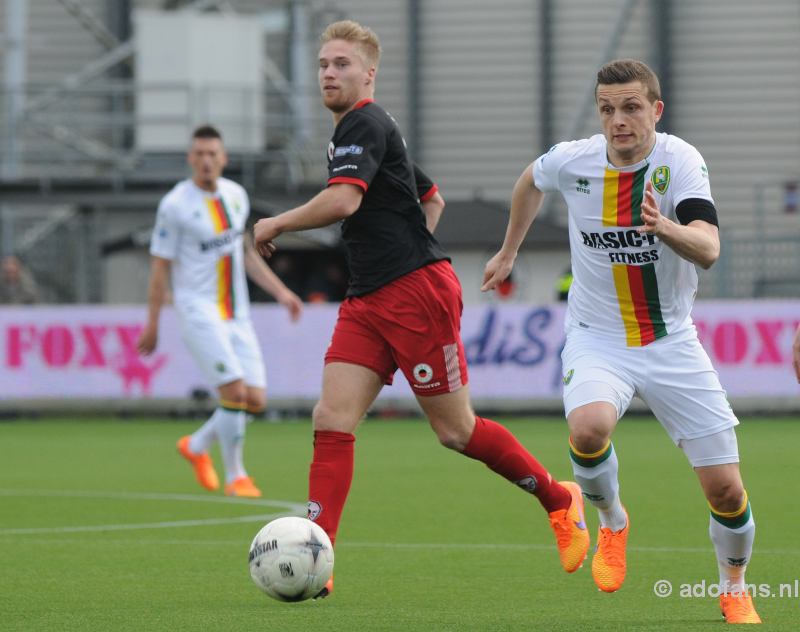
[1,301,798,403]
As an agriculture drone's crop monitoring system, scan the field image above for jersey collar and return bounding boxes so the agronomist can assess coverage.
[605,132,660,172]
[353,98,374,110]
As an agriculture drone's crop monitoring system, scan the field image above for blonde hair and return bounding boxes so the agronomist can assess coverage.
[320,20,381,69]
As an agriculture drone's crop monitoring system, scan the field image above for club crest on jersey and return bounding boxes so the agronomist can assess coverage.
[327,141,335,162]
[651,166,670,194]
[413,363,434,384]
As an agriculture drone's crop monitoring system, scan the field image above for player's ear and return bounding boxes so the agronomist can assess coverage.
[654,100,664,122]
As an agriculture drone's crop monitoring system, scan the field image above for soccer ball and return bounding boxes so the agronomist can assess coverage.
[248,516,334,602]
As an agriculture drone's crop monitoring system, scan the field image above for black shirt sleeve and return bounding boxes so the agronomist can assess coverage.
[675,198,719,227]
[327,111,386,191]
[413,163,439,202]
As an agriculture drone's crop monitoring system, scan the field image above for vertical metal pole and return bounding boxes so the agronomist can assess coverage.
[539,0,553,150]
[289,1,312,146]
[652,0,672,132]
[3,0,29,180]
[407,0,421,158]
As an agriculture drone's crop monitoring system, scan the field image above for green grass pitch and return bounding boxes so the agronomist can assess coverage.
[1,416,798,631]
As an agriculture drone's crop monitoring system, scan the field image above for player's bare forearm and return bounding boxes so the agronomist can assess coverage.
[254,184,363,257]
[639,182,719,269]
[422,191,445,233]
[481,164,544,292]
[502,164,545,257]
[652,219,720,269]
[144,257,171,325]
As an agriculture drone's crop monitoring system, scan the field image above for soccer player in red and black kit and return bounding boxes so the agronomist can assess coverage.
[254,20,589,597]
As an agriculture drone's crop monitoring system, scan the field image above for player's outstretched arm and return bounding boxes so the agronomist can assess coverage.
[481,163,545,292]
[422,190,445,233]
[243,237,303,322]
[792,325,800,383]
[136,256,171,355]
[638,181,720,269]
[253,184,363,258]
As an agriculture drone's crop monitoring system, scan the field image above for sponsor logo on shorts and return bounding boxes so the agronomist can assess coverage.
[562,368,574,385]
[413,363,434,384]
[307,500,322,521]
[515,475,538,493]
[412,381,442,390]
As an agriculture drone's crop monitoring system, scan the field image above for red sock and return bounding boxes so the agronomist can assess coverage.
[308,430,355,547]
[462,417,570,513]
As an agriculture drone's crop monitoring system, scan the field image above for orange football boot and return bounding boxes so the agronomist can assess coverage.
[720,592,762,624]
[592,508,629,592]
[177,436,219,491]
[224,476,262,498]
[548,481,590,573]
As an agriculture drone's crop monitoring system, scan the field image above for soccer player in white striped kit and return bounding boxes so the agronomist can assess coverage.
[137,125,303,498]
[483,60,760,624]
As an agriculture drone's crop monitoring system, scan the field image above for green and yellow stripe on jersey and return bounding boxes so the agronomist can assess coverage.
[602,165,649,226]
[205,197,236,320]
[612,263,667,346]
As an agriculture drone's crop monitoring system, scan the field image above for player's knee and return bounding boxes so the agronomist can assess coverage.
[218,381,247,407]
[569,424,611,454]
[247,391,267,414]
[312,401,350,432]
[706,480,746,514]
[428,415,472,451]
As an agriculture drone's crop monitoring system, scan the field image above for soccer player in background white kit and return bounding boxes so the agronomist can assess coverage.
[482,60,761,624]
[137,125,303,498]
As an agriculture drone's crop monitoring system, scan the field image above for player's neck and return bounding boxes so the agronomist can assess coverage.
[192,177,218,193]
[331,93,374,125]
[607,133,657,168]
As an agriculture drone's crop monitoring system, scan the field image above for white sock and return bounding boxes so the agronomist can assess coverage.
[213,406,248,483]
[709,502,755,595]
[570,441,627,532]
[188,412,219,454]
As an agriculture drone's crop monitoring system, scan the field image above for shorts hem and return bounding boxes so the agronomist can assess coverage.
[689,454,740,468]
[564,396,621,420]
[670,420,739,444]
[324,355,393,385]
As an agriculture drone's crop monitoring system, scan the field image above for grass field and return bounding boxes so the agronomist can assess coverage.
[1,416,798,631]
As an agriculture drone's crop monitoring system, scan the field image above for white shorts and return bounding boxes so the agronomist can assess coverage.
[561,326,738,445]
[179,315,266,389]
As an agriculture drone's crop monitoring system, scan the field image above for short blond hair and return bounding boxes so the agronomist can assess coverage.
[320,20,381,69]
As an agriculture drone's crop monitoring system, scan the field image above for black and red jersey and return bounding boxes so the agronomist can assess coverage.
[326,99,448,297]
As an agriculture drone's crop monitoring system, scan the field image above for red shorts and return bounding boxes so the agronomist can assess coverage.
[325,260,469,396]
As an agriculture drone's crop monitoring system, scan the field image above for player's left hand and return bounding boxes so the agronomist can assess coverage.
[280,290,303,322]
[638,181,669,236]
[254,218,280,258]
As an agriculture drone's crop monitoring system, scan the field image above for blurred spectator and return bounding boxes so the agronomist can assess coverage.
[0,255,41,304]
[555,266,573,302]
[305,261,347,303]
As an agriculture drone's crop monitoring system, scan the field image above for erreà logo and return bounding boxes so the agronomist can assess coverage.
[576,178,590,194]
[651,166,670,194]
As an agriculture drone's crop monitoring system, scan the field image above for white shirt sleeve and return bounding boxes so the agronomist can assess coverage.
[532,142,570,193]
[672,143,714,206]
[149,198,180,260]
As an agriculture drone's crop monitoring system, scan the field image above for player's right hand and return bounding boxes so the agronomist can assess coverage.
[136,324,158,356]
[480,252,515,292]
[254,218,280,259]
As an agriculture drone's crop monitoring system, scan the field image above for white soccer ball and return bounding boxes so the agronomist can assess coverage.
[248,516,334,602]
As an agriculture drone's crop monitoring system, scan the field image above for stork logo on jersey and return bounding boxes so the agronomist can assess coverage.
[651,166,670,194]
[700,164,709,179]
[515,476,538,493]
[307,500,322,521]
[215,362,226,373]
[413,363,434,383]
[327,141,335,162]
[576,178,590,194]
[562,369,574,385]
[333,144,363,157]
